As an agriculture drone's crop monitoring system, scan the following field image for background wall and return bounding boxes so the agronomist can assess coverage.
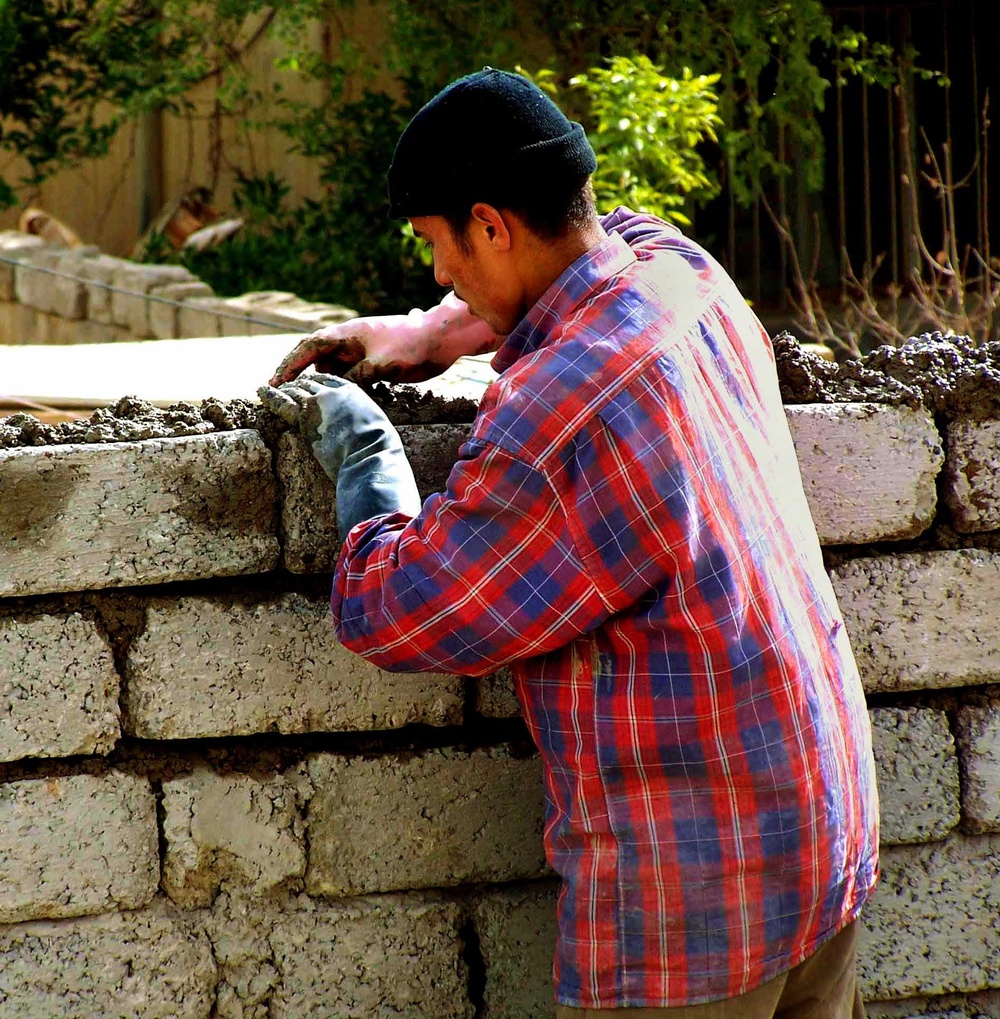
[4,241,1000,1017]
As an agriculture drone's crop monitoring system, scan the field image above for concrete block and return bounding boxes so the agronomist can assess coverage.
[74,254,130,324]
[943,416,1000,533]
[0,235,45,300]
[475,667,522,718]
[473,882,560,1019]
[786,402,942,545]
[0,907,216,1018]
[110,263,197,336]
[124,591,462,739]
[217,298,253,336]
[0,300,43,343]
[149,281,214,339]
[306,747,546,897]
[209,896,472,1019]
[0,771,158,923]
[0,430,279,598]
[177,295,224,337]
[870,707,960,845]
[277,425,468,573]
[832,551,1000,694]
[39,313,132,345]
[161,768,305,906]
[275,431,339,573]
[14,249,86,318]
[859,835,1000,1000]
[955,699,1000,832]
[0,609,119,763]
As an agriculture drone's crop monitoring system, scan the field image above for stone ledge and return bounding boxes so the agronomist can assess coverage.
[0,771,158,924]
[786,402,942,546]
[124,591,462,739]
[0,430,279,598]
[0,609,119,763]
[832,550,1000,694]
[306,747,546,897]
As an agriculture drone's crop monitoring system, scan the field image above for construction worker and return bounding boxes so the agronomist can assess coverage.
[261,68,878,1018]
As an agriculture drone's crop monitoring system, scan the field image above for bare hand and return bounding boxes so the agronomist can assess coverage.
[269,297,499,387]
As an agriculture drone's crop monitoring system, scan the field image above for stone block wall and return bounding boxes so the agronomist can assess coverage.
[0,231,356,344]
[4,376,1000,1016]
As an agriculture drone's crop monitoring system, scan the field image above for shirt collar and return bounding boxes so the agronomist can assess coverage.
[491,229,637,374]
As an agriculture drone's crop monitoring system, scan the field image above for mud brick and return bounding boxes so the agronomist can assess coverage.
[943,416,1000,532]
[832,550,1000,694]
[74,253,131,324]
[0,234,45,301]
[472,882,560,1019]
[785,402,942,545]
[110,263,197,336]
[177,295,225,337]
[277,424,468,573]
[161,768,306,906]
[14,249,86,319]
[0,907,215,1018]
[0,609,119,763]
[209,895,472,1018]
[124,591,462,739]
[0,430,279,598]
[955,698,1000,832]
[148,281,214,339]
[870,706,960,845]
[859,835,1000,1000]
[0,771,158,923]
[306,747,546,897]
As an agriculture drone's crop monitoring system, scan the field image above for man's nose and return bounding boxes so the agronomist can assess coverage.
[433,260,452,288]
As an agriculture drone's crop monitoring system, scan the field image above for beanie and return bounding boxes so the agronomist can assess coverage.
[387,68,597,219]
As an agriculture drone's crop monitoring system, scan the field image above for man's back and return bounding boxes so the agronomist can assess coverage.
[462,208,880,1008]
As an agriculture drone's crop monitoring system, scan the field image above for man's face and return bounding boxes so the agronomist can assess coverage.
[409,213,524,336]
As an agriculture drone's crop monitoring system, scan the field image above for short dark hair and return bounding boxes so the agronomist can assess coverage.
[443,176,597,251]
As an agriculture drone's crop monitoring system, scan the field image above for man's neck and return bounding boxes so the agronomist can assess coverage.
[520,217,608,310]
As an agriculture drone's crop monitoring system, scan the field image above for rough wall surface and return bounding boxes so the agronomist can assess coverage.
[5,315,1000,1016]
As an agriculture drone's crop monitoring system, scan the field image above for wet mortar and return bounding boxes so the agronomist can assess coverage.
[4,331,1000,451]
[0,386,478,450]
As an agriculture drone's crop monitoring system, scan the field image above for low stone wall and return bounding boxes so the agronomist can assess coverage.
[0,231,355,345]
[4,355,1000,1015]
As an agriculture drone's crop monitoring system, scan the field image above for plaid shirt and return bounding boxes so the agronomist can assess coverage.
[332,207,879,1008]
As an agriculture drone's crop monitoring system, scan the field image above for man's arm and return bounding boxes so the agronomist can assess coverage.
[331,437,613,676]
[270,291,499,385]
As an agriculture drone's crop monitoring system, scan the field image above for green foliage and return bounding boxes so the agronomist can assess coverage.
[523,57,721,224]
[1,0,940,313]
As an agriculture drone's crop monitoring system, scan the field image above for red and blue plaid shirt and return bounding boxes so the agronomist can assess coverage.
[332,208,879,1008]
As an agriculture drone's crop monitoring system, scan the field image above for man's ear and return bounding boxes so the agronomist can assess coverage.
[469,202,512,251]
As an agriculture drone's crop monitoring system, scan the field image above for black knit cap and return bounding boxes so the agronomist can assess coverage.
[387,67,597,219]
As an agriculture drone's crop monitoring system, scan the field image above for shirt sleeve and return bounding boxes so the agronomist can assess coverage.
[330,438,613,676]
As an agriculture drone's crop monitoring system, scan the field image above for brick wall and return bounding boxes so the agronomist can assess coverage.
[3,320,1000,1016]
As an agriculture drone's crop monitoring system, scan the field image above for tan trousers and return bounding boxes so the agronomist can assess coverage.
[555,920,864,1019]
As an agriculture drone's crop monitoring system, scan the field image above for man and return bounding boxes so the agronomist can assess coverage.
[261,68,879,1017]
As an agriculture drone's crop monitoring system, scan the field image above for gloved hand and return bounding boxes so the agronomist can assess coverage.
[258,374,421,535]
[269,292,499,386]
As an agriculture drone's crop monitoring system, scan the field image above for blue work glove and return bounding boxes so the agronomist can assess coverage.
[258,374,421,535]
